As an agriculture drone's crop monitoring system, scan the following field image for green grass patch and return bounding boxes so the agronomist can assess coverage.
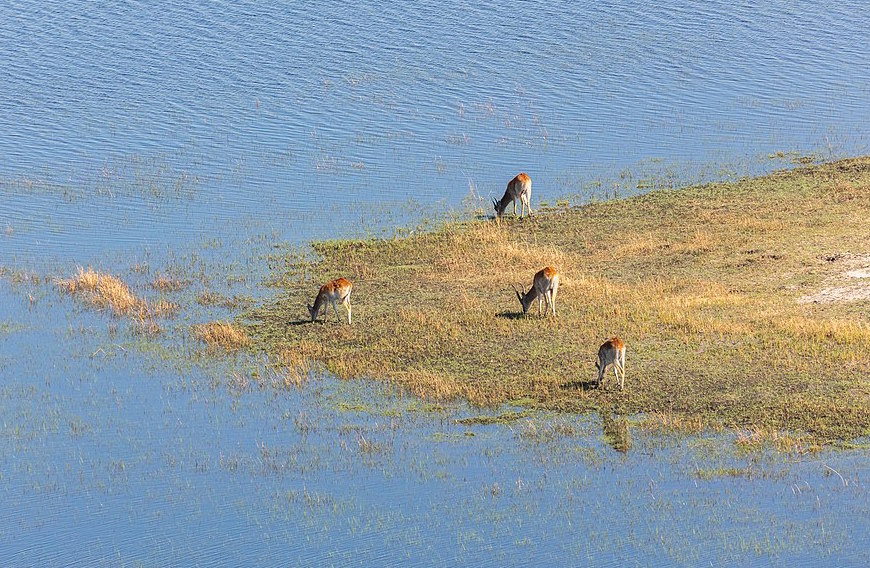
[455,411,531,426]
[247,157,870,446]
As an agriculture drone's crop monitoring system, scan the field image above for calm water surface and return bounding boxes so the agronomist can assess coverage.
[1,0,869,262]
[1,1,870,565]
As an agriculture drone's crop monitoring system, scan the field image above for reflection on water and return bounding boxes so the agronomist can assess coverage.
[601,411,632,453]
[2,0,870,565]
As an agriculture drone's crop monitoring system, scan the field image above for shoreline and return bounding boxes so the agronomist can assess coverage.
[247,157,870,447]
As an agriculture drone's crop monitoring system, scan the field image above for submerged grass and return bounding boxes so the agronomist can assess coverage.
[456,411,531,426]
[192,321,251,351]
[248,158,870,445]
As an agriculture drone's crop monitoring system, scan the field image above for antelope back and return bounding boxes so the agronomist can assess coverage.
[511,173,531,198]
[534,267,558,293]
[597,338,624,367]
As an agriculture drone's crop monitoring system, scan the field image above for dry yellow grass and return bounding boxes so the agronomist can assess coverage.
[60,267,177,325]
[273,349,314,388]
[249,157,870,444]
[638,411,706,436]
[193,321,251,351]
[61,267,145,316]
[734,427,818,455]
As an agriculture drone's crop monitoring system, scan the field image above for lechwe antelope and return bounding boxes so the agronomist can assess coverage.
[308,277,353,324]
[513,266,560,317]
[493,172,532,220]
[595,337,626,391]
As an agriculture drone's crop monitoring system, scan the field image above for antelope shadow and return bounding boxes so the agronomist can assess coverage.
[495,310,526,320]
[560,378,602,391]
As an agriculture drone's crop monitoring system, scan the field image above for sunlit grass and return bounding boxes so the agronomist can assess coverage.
[192,321,251,351]
[249,157,870,444]
[59,267,177,335]
[61,267,142,316]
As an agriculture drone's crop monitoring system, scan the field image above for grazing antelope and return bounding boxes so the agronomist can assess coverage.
[513,266,560,317]
[308,277,353,324]
[493,172,532,220]
[595,337,626,391]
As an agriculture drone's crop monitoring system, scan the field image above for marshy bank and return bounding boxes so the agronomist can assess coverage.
[248,157,870,447]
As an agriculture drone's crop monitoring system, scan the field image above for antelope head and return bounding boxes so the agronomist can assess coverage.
[492,197,503,220]
[307,303,317,321]
[512,284,529,314]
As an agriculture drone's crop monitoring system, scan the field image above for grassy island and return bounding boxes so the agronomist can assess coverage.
[248,158,870,446]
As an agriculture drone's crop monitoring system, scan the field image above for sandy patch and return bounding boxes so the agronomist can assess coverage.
[799,284,870,304]
[799,253,870,304]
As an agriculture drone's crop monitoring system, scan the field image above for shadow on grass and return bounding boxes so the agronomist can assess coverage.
[472,213,538,224]
[561,379,601,391]
[495,311,525,320]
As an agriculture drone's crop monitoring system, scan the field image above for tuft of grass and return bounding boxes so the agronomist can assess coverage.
[60,267,178,329]
[59,267,178,337]
[61,267,143,316]
[248,157,870,446]
[193,321,251,351]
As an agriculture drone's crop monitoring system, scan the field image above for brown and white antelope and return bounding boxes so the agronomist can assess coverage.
[493,172,532,220]
[595,337,626,391]
[308,277,353,324]
[513,266,559,317]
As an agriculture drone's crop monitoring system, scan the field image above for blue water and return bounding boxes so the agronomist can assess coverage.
[2,0,869,263]
[2,0,870,565]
